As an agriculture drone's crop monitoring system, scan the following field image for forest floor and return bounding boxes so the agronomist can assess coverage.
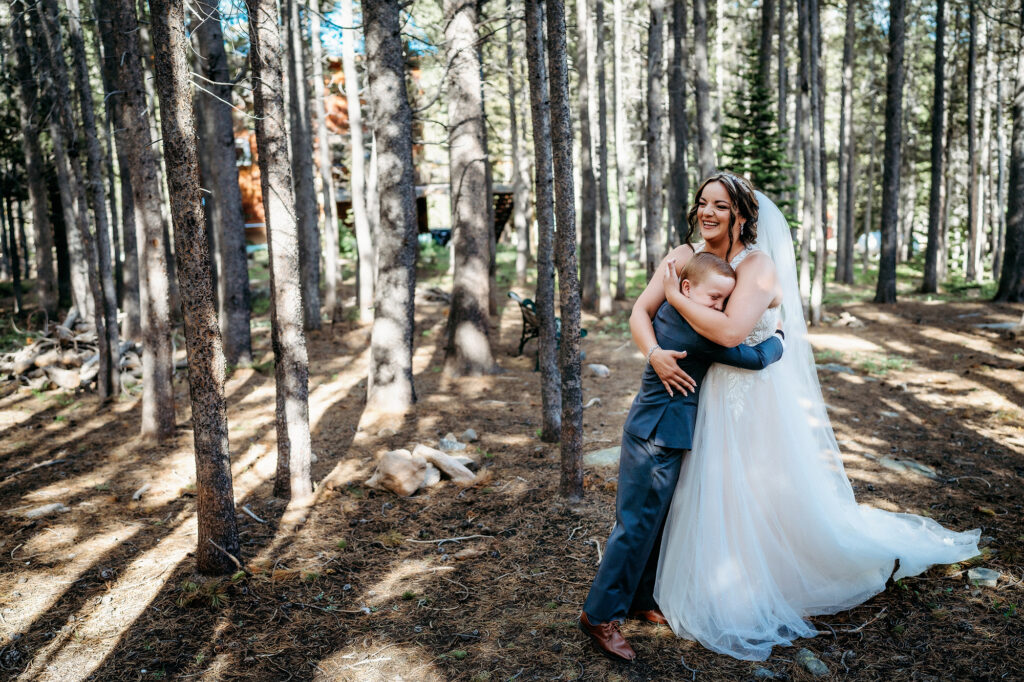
[0,248,1022,682]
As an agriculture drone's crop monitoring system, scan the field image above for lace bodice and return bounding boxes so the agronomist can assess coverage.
[693,243,779,346]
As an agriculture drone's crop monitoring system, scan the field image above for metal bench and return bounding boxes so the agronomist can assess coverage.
[507,291,587,364]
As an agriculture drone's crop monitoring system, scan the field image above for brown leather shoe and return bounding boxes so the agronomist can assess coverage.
[629,608,669,625]
[579,611,636,661]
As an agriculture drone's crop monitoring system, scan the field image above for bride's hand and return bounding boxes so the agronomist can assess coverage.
[649,348,696,397]
[663,259,684,306]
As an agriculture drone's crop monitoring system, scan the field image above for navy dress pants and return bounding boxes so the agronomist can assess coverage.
[582,430,688,625]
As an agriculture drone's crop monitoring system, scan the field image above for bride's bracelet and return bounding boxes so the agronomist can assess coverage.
[646,344,661,363]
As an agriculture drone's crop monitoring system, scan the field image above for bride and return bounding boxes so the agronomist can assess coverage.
[629,172,980,661]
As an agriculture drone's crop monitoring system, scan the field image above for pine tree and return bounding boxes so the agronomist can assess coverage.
[720,46,794,219]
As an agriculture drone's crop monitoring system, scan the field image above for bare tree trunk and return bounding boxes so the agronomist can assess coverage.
[922,0,947,293]
[807,0,826,324]
[94,0,141,342]
[796,0,812,314]
[577,0,598,311]
[993,1,1023,302]
[245,0,314,500]
[363,0,419,415]
[48,171,72,308]
[340,0,374,324]
[193,0,254,366]
[758,0,774,91]
[524,0,561,442]
[64,0,120,394]
[596,0,612,314]
[508,0,531,288]
[309,5,341,324]
[668,0,688,245]
[8,0,57,318]
[546,0,584,501]
[613,0,630,300]
[692,0,716,177]
[645,0,666,278]
[1,193,21,315]
[777,0,788,176]
[150,0,241,574]
[835,0,856,284]
[283,0,322,331]
[979,21,994,277]
[443,0,495,376]
[874,0,905,304]
[993,27,1008,278]
[108,0,176,437]
[966,0,980,281]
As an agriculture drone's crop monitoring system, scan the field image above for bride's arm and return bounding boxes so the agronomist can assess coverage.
[664,251,778,347]
[629,245,698,395]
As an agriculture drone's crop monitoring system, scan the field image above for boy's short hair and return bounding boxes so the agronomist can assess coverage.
[679,251,736,285]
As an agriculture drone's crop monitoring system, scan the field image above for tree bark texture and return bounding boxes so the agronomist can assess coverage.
[645,0,666,279]
[525,0,562,442]
[310,5,342,324]
[595,0,612,314]
[874,0,905,304]
[507,0,531,287]
[443,0,495,375]
[613,0,630,300]
[108,0,176,437]
[363,0,419,413]
[246,0,314,501]
[758,0,773,93]
[993,1,1023,302]
[993,29,1008,278]
[668,0,688,245]
[341,0,375,324]
[64,0,120,394]
[966,0,980,282]
[692,0,716,177]
[150,0,241,574]
[9,0,57,318]
[835,0,856,284]
[545,0,584,501]
[807,0,826,325]
[576,0,598,311]
[284,0,322,330]
[925,0,946,292]
[796,0,812,314]
[193,0,254,366]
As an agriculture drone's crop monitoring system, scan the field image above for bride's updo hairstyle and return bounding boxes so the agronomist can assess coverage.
[684,171,759,259]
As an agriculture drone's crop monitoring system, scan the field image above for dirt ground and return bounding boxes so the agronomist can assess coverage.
[0,265,1022,682]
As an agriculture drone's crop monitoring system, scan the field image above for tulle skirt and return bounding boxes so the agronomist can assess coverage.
[653,360,980,661]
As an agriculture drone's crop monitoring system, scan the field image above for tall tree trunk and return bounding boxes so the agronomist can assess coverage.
[2,194,21,315]
[546,0,584,501]
[38,0,113,396]
[777,0,789,195]
[193,0,254,366]
[524,0,561,442]
[150,0,241,574]
[94,0,141,342]
[668,0,689,244]
[341,0,374,324]
[993,1,1023,302]
[758,0,773,91]
[993,27,1008,278]
[835,0,856,284]
[8,0,57,318]
[63,0,120,395]
[246,0,314,500]
[978,20,994,277]
[108,0,176,438]
[613,0,631,300]
[808,0,826,324]
[692,0,716,177]
[645,0,666,278]
[363,0,419,415]
[595,0,612,314]
[966,0,980,281]
[508,0,531,287]
[443,0,495,375]
[284,0,322,330]
[796,0,812,313]
[309,5,341,324]
[922,0,947,293]
[874,0,905,304]
[577,0,598,311]
[48,172,72,308]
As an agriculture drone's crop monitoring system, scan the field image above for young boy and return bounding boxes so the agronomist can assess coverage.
[580,252,785,661]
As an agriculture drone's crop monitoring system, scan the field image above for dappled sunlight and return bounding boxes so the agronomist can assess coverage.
[314,641,446,681]
[0,523,139,640]
[916,326,1022,363]
[18,522,81,557]
[308,346,370,432]
[362,557,446,607]
[806,332,881,353]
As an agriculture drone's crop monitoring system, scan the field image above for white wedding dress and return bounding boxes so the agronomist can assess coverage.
[653,192,980,661]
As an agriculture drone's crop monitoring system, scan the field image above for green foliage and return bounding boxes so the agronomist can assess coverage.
[721,46,795,221]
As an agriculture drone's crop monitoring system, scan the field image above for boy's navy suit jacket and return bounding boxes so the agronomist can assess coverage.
[623,300,783,450]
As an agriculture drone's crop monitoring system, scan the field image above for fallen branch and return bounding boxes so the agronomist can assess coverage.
[131,483,151,500]
[242,505,266,523]
[404,534,493,545]
[208,539,244,572]
[589,538,603,565]
[839,607,887,634]
[1,458,66,483]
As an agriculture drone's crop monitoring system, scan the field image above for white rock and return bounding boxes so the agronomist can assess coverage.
[817,362,856,375]
[460,428,479,443]
[795,649,829,678]
[967,567,1000,587]
[412,444,476,485]
[365,449,428,497]
[439,432,467,452]
[450,454,479,471]
[421,463,442,488]
[584,446,620,468]
[24,503,70,519]
[587,364,611,378]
